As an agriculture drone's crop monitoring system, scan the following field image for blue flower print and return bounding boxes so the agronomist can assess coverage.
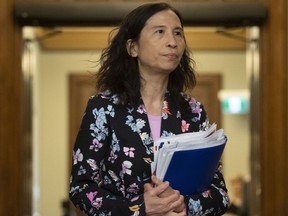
[135,118,146,131]
[126,115,138,132]
[77,165,86,176]
[187,198,215,216]
[106,105,115,117]
[111,132,120,152]
[90,108,108,141]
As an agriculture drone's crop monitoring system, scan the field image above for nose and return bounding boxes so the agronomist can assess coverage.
[167,32,177,48]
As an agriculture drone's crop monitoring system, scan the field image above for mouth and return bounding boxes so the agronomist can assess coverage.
[164,53,179,60]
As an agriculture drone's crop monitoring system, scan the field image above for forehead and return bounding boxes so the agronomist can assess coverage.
[144,9,182,28]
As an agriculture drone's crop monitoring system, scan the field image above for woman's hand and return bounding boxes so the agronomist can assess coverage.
[151,175,186,213]
[144,175,186,216]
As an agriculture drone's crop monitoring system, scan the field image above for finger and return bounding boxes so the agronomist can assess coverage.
[153,181,170,195]
[168,197,185,213]
[174,202,186,213]
[144,182,153,192]
[151,175,168,185]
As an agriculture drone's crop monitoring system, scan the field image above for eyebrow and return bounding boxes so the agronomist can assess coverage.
[152,25,183,31]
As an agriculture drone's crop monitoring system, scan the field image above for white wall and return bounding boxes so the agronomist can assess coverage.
[36,49,248,216]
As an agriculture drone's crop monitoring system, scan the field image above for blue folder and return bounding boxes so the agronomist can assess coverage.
[163,141,226,195]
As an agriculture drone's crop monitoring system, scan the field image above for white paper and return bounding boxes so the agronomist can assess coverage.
[151,123,226,180]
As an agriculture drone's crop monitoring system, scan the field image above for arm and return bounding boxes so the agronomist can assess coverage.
[69,96,144,215]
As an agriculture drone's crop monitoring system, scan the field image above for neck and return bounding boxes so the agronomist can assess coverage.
[140,78,167,116]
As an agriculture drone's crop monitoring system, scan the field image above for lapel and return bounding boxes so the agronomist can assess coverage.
[130,93,183,147]
[128,99,153,155]
[160,93,182,136]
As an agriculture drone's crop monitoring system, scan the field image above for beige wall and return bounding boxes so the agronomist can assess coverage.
[35,48,247,215]
[36,50,101,216]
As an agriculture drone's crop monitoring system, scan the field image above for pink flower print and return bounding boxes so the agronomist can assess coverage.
[122,160,133,175]
[123,147,135,157]
[131,195,140,202]
[162,100,172,115]
[202,189,212,198]
[193,106,202,114]
[86,191,103,209]
[92,197,103,209]
[73,148,83,165]
[127,183,140,194]
[137,104,146,114]
[90,138,103,152]
[108,151,118,163]
[86,191,97,202]
[120,184,126,196]
[181,120,190,132]
[189,98,202,114]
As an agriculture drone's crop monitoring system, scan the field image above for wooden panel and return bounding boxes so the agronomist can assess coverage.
[191,74,222,127]
[0,0,31,216]
[260,0,288,215]
[19,0,263,2]
[69,73,96,152]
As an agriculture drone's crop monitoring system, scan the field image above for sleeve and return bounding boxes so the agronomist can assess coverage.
[185,101,230,216]
[69,97,146,216]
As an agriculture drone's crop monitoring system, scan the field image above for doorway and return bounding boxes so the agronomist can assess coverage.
[19,2,264,215]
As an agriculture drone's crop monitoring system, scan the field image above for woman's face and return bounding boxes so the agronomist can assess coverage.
[128,9,186,77]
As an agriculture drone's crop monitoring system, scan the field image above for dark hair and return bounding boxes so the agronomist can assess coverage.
[96,2,197,115]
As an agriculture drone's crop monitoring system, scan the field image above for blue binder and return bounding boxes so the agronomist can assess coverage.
[163,141,226,195]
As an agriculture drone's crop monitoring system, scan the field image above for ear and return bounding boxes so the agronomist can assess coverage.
[126,39,138,57]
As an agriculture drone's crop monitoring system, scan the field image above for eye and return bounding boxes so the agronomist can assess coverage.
[174,30,183,37]
[156,29,164,34]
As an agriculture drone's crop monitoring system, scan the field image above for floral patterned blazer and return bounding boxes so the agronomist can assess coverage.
[69,91,230,216]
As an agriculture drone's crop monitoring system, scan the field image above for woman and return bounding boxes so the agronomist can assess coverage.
[69,2,230,216]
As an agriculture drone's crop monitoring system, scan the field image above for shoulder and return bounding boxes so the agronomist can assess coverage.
[180,92,210,130]
[180,92,204,110]
[83,90,121,116]
[88,90,120,106]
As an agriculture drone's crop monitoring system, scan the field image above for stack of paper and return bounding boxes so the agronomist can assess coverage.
[151,123,227,195]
